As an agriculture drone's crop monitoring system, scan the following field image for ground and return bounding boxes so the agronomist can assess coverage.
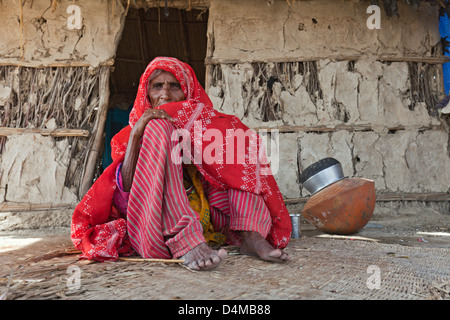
[0,204,449,301]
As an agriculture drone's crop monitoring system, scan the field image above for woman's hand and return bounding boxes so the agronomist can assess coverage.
[130,108,174,140]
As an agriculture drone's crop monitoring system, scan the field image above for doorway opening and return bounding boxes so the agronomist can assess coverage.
[103,7,209,169]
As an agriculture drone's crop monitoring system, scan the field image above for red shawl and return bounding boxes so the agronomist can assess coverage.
[71,57,291,261]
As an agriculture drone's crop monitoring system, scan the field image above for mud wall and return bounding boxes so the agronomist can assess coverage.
[208,0,439,62]
[0,0,125,230]
[206,0,450,198]
[0,0,125,67]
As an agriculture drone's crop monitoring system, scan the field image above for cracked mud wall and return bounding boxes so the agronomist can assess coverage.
[208,59,449,197]
[0,0,125,67]
[208,0,440,63]
[0,134,79,231]
[297,129,450,196]
[206,0,450,198]
[211,60,442,128]
[0,134,77,204]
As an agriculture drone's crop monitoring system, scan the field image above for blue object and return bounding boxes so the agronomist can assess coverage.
[439,13,450,94]
[102,107,130,169]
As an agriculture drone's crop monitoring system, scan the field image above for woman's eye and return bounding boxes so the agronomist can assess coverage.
[171,83,181,90]
[152,83,163,89]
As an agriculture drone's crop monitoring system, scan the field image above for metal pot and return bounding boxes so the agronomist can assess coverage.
[301,158,346,195]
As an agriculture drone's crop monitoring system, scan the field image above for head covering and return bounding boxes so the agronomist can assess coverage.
[128,57,210,127]
[72,57,291,261]
[110,57,212,161]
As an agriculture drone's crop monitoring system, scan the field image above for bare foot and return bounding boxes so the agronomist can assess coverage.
[240,231,290,262]
[182,243,227,271]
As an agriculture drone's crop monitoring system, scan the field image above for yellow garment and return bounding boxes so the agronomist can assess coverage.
[183,165,226,246]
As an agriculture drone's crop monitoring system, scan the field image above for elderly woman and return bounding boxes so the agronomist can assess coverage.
[71,57,291,270]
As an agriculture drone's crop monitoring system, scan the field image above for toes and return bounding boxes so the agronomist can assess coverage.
[268,249,282,258]
[281,252,291,261]
[265,250,282,262]
[211,255,221,264]
[187,260,200,270]
[201,255,220,270]
[217,248,228,259]
[198,253,223,270]
[263,249,290,262]
[204,259,213,268]
[182,244,227,271]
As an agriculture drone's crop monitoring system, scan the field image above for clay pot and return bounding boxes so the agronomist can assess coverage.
[301,177,376,235]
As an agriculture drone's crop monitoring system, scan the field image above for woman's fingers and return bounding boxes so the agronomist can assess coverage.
[132,109,175,139]
[143,109,174,122]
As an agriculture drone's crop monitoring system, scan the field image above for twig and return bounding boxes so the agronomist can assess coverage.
[315,234,380,242]
[179,264,198,272]
[311,276,335,290]
[118,257,185,264]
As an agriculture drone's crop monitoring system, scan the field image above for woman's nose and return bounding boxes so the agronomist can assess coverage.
[160,84,171,99]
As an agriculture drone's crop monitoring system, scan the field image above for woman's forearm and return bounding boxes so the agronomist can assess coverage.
[121,134,142,192]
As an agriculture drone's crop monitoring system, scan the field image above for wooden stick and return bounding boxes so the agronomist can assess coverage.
[119,257,185,263]
[0,59,115,68]
[375,192,450,202]
[252,124,442,133]
[0,202,76,212]
[378,55,450,64]
[0,127,89,137]
[315,234,380,242]
[80,66,110,196]
[205,55,450,65]
[19,0,24,59]
[205,56,360,65]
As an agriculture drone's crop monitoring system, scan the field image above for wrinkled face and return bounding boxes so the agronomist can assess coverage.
[147,70,185,108]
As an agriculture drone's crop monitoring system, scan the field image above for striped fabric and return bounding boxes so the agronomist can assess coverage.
[121,119,272,259]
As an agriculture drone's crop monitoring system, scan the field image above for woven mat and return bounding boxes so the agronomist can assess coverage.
[2,237,449,300]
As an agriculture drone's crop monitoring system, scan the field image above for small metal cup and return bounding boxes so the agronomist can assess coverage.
[290,213,301,239]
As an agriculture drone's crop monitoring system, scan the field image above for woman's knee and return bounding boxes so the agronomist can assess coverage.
[144,118,175,139]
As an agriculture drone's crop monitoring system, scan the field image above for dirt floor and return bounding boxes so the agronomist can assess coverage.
[0,204,449,301]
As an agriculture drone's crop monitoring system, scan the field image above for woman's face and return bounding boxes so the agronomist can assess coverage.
[148,70,186,108]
